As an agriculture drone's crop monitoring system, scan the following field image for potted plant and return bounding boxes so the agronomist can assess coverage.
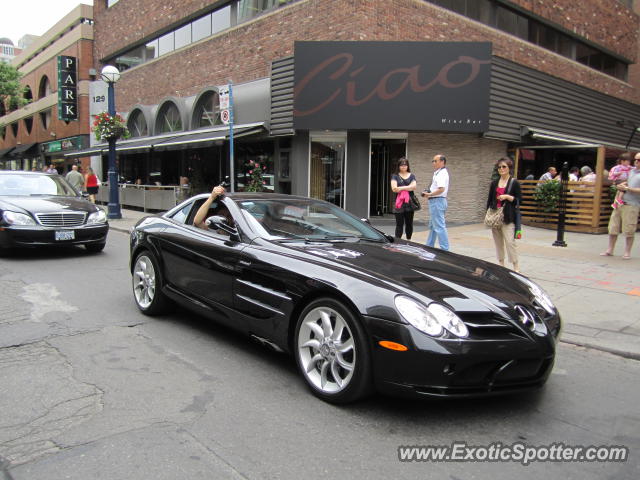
[92,112,130,141]
[244,160,268,192]
[533,180,561,212]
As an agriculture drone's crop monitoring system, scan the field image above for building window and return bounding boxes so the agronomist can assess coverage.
[40,109,51,129]
[174,24,192,50]
[38,76,51,98]
[194,91,221,128]
[156,102,182,133]
[24,116,33,135]
[158,31,175,56]
[192,14,212,42]
[429,0,628,80]
[213,5,232,32]
[127,110,148,137]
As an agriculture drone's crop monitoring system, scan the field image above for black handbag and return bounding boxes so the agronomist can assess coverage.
[410,193,421,211]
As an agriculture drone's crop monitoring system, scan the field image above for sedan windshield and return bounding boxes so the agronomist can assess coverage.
[0,174,78,197]
[236,197,387,242]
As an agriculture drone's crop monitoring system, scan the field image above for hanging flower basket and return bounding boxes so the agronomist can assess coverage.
[92,112,130,141]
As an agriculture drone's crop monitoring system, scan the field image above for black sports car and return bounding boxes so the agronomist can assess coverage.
[129,192,561,403]
[0,171,109,253]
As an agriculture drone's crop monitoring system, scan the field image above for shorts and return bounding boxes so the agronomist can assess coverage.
[608,204,640,237]
[87,186,99,195]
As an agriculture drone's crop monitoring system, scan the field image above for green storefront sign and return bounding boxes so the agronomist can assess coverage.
[43,137,81,154]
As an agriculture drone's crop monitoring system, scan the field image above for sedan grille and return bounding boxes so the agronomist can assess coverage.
[36,212,87,227]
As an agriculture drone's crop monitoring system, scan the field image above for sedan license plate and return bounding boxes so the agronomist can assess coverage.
[55,230,75,241]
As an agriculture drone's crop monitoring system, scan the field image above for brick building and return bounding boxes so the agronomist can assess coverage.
[81,0,640,222]
[0,4,95,173]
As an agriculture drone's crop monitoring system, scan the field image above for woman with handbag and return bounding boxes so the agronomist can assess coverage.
[390,157,419,240]
[485,157,522,272]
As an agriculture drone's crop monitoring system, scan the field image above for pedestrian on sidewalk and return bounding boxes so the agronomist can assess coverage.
[85,167,100,204]
[486,157,522,272]
[601,156,640,259]
[65,164,84,193]
[422,154,450,250]
[390,157,418,240]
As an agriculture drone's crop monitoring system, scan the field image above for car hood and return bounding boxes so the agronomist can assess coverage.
[0,195,99,214]
[281,240,534,312]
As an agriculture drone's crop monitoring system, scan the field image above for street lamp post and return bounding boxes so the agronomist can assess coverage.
[100,65,122,219]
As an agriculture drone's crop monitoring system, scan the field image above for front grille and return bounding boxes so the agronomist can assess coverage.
[458,312,527,340]
[36,212,86,227]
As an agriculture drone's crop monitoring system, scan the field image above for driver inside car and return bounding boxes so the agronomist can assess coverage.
[193,185,234,234]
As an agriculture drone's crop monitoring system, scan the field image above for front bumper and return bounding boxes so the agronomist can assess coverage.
[0,224,109,248]
[363,315,559,398]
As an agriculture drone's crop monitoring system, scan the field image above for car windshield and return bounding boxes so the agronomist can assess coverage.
[0,173,78,197]
[236,197,387,242]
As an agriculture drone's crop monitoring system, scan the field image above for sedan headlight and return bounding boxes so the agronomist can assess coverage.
[86,209,107,225]
[510,273,555,315]
[2,211,36,226]
[394,296,469,338]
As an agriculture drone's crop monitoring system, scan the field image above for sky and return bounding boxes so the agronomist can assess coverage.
[0,0,94,46]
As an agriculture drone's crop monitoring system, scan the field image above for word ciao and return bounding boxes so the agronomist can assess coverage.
[294,53,489,116]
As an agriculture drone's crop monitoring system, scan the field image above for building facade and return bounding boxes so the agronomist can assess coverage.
[85,0,640,223]
[0,4,94,173]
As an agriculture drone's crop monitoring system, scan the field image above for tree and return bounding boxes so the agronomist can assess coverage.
[0,62,27,113]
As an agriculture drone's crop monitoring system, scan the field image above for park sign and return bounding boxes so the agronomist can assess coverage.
[58,56,78,121]
[293,41,491,131]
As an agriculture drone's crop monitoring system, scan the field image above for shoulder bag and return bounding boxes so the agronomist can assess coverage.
[484,178,512,229]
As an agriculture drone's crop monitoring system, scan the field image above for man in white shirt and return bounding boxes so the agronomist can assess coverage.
[421,154,450,251]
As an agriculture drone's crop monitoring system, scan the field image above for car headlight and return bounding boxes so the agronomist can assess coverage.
[87,209,107,225]
[394,295,469,338]
[2,211,36,226]
[510,273,555,315]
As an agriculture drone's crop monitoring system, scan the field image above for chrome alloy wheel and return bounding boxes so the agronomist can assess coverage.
[297,306,356,394]
[133,255,156,309]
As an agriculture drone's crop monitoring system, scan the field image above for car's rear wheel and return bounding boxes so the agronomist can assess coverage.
[295,298,372,404]
[132,251,168,315]
[85,242,105,253]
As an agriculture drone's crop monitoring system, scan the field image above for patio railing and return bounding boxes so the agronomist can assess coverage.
[520,180,612,234]
[96,184,190,212]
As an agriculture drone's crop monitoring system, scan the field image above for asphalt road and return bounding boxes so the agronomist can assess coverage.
[0,230,638,480]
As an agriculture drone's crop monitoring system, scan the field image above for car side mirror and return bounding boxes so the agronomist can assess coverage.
[361,218,371,224]
[81,192,90,198]
[205,215,239,239]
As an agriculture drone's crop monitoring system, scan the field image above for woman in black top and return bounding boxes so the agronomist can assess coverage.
[390,157,418,240]
[486,157,522,272]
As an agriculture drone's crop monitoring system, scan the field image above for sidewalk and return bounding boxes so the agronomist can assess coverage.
[107,208,640,360]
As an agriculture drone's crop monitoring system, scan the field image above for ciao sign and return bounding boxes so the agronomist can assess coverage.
[58,56,78,121]
[293,42,491,131]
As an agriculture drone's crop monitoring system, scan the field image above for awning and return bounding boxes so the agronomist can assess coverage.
[63,145,106,158]
[11,143,38,156]
[519,127,610,149]
[0,147,15,159]
[64,122,265,157]
[153,124,265,151]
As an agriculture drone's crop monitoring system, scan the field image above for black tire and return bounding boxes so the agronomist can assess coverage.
[132,251,169,315]
[85,242,106,253]
[294,297,373,404]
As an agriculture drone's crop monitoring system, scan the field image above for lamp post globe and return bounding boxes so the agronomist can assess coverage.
[101,65,122,219]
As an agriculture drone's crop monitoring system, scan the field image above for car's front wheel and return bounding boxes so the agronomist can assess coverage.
[295,298,372,404]
[132,251,168,315]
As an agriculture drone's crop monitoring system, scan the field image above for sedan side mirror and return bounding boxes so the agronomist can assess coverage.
[205,215,239,239]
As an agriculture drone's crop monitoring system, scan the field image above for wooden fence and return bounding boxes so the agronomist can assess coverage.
[520,180,612,233]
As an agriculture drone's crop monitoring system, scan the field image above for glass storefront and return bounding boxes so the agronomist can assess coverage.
[310,136,345,207]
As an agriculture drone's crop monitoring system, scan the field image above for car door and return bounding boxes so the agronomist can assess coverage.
[155,198,248,325]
